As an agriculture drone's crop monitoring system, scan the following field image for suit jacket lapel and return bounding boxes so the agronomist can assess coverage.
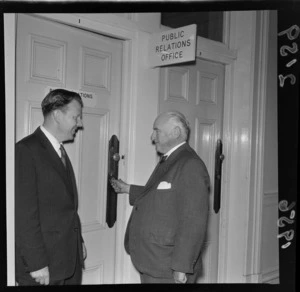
[34,127,75,202]
[142,143,189,194]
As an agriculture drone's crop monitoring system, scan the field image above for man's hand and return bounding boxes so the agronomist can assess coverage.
[30,266,50,285]
[110,178,130,194]
[173,271,187,283]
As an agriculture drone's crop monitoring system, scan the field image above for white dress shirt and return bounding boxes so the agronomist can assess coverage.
[40,125,62,158]
[164,141,186,160]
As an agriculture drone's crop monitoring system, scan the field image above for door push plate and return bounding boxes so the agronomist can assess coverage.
[214,139,225,213]
[106,135,120,228]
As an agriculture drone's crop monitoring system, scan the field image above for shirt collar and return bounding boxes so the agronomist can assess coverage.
[164,141,186,159]
[40,125,62,157]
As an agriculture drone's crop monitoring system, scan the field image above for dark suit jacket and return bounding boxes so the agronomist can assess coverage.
[15,127,84,282]
[124,143,210,278]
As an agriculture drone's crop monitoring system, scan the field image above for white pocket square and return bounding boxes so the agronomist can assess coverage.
[157,181,171,190]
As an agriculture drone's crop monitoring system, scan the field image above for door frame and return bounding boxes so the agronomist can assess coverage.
[4,13,16,286]
[217,11,270,282]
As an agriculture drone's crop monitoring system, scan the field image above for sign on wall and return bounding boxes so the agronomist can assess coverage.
[148,24,197,67]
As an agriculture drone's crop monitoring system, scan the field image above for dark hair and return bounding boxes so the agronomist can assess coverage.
[41,89,83,117]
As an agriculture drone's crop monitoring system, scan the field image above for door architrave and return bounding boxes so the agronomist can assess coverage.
[4,13,16,286]
[217,11,270,283]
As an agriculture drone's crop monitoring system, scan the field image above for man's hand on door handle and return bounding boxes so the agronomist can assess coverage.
[110,177,130,194]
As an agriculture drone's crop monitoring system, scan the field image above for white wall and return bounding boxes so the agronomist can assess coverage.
[76,13,161,34]
[261,10,279,284]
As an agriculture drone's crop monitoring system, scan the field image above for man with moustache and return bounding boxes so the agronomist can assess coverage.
[111,111,210,283]
[15,89,87,285]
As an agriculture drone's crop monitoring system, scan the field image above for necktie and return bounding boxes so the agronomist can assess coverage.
[60,144,67,168]
[59,144,78,208]
[159,155,167,164]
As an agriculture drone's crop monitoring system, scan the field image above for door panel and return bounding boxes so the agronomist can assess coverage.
[16,13,123,284]
[159,58,224,283]
[77,109,109,230]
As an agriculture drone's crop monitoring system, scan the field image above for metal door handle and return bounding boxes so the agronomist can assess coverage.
[214,139,225,213]
[112,153,120,162]
[106,135,120,228]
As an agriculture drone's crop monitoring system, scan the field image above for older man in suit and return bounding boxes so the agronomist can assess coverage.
[15,89,87,285]
[111,111,210,283]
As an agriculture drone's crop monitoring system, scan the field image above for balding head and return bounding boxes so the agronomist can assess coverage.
[151,111,190,154]
[161,111,190,141]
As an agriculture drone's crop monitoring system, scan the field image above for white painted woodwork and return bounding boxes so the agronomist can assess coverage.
[217,11,257,283]
[260,11,279,284]
[159,58,225,283]
[15,13,123,284]
[4,13,16,286]
[261,192,279,283]
[244,11,270,283]
[6,11,278,285]
[76,13,161,33]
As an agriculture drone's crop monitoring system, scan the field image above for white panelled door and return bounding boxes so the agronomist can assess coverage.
[16,13,123,284]
[159,58,225,282]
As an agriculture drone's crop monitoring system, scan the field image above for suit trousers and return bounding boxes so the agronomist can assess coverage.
[16,251,82,286]
[140,273,175,283]
[140,270,200,284]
